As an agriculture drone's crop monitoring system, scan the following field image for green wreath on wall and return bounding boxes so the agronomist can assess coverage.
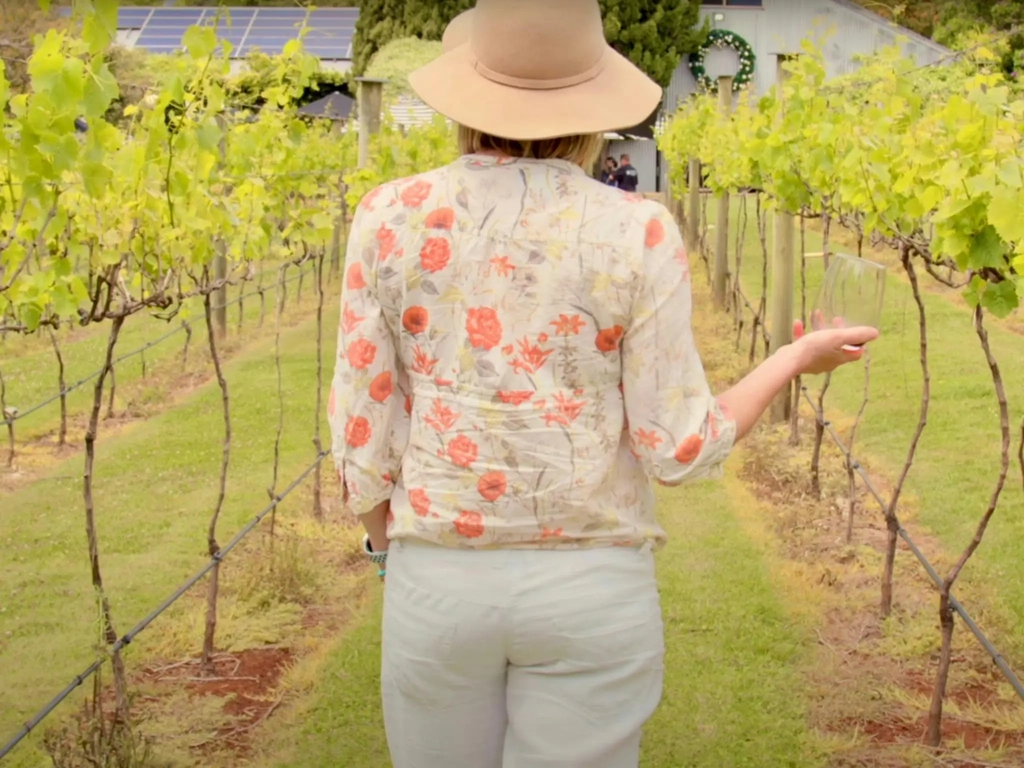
[689,29,756,93]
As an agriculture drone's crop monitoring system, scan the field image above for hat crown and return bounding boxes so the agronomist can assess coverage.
[470,0,606,88]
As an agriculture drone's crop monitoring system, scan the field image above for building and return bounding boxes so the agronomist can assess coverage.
[611,0,950,192]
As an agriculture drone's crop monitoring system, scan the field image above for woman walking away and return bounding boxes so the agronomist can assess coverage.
[601,156,618,186]
[328,1,878,766]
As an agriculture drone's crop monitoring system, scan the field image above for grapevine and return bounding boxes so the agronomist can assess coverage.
[660,41,1023,746]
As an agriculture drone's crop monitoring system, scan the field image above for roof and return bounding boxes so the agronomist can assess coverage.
[297,91,355,120]
[828,0,950,57]
[116,6,357,60]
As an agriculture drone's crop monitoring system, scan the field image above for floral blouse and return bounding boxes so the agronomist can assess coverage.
[328,154,736,550]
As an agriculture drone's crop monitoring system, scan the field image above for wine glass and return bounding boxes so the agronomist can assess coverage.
[810,253,886,351]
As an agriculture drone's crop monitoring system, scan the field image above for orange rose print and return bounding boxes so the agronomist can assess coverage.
[447,435,479,468]
[377,223,397,261]
[674,434,704,464]
[404,394,413,415]
[402,306,429,335]
[466,307,503,350]
[454,510,485,539]
[346,262,366,291]
[420,237,452,273]
[425,207,455,230]
[346,338,377,370]
[345,416,372,448]
[595,326,624,353]
[645,217,665,249]
[477,471,508,502]
[369,371,393,403]
[409,488,431,517]
[401,179,432,208]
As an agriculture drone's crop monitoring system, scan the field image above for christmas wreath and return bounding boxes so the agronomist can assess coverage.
[689,29,756,93]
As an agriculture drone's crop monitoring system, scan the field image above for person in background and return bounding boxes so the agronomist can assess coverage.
[600,155,618,186]
[329,1,878,765]
[614,152,639,192]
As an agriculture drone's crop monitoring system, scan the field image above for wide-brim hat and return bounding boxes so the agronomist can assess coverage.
[410,0,662,141]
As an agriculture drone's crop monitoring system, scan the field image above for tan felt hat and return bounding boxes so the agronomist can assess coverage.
[441,9,473,53]
[410,0,663,141]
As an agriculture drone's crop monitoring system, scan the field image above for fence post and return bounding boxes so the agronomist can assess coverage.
[713,76,733,310]
[356,77,387,170]
[686,159,701,255]
[769,54,796,422]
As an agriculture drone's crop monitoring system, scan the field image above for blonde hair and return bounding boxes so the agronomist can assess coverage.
[458,125,604,169]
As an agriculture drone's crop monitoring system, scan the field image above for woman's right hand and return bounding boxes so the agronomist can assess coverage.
[791,320,879,376]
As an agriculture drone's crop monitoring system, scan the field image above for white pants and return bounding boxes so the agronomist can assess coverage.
[381,540,665,768]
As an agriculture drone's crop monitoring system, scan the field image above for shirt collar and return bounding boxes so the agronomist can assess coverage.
[461,153,588,177]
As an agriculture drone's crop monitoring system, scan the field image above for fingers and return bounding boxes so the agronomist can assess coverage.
[793,319,806,340]
[838,326,879,346]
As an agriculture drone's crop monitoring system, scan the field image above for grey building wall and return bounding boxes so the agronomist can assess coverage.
[618,0,950,194]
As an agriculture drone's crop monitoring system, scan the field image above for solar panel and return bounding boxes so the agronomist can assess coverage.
[120,5,358,60]
[117,8,153,29]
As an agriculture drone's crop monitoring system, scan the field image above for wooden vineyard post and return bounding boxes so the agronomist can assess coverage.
[356,77,387,170]
[770,54,796,422]
[713,76,734,310]
[686,158,701,256]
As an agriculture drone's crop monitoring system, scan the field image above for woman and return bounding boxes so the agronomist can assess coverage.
[601,156,618,186]
[329,1,877,766]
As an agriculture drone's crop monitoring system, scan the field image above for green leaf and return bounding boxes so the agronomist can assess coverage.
[963,275,984,309]
[196,119,223,152]
[183,26,217,61]
[987,187,1024,244]
[82,61,119,118]
[980,280,1018,319]
[967,225,1007,271]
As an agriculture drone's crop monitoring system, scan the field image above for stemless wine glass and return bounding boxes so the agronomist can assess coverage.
[810,253,886,350]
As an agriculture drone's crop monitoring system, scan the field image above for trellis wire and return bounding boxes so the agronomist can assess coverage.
[800,386,1024,703]
[3,261,316,428]
[0,451,330,762]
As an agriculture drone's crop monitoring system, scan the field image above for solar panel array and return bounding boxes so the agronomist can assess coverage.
[119,6,357,60]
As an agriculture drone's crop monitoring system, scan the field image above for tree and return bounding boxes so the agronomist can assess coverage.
[365,37,444,98]
[351,0,706,87]
[351,0,472,77]
[0,2,66,94]
[599,0,706,89]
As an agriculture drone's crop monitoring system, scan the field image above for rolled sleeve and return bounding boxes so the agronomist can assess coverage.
[622,204,736,485]
[328,203,408,516]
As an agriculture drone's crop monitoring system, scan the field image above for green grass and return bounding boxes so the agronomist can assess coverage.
[0,301,336,768]
[708,197,1024,655]
[260,477,819,768]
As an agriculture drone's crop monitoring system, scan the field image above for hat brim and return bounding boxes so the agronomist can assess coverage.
[409,43,663,141]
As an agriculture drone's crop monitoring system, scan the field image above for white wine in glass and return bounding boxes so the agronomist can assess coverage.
[810,253,886,351]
